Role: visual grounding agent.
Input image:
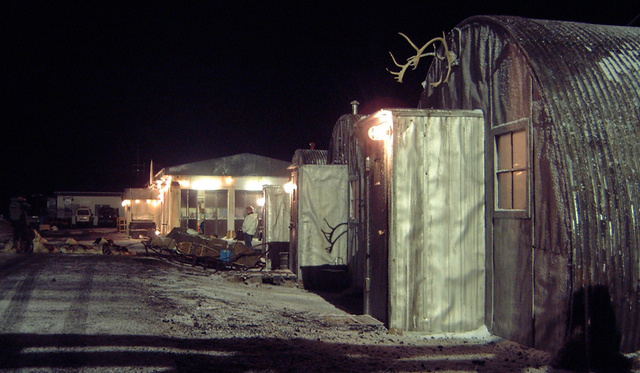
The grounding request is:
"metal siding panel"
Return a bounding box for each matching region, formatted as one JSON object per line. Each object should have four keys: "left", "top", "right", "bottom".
{"left": 328, "top": 113, "right": 367, "bottom": 290}
{"left": 389, "top": 111, "right": 485, "bottom": 333}
{"left": 492, "top": 218, "right": 533, "bottom": 346}
{"left": 355, "top": 115, "right": 390, "bottom": 325}
{"left": 533, "top": 249, "right": 571, "bottom": 352}
{"left": 368, "top": 181, "right": 389, "bottom": 324}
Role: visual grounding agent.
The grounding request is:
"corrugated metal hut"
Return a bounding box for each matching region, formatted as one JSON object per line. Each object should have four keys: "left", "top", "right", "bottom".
{"left": 327, "top": 102, "right": 365, "bottom": 293}
{"left": 421, "top": 16, "right": 640, "bottom": 352}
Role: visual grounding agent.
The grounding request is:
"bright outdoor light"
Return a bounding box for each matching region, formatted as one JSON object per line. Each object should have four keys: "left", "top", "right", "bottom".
{"left": 245, "top": 180, "right": 264, "bottom": 191}
{"left": 283, "top": 181, "right": 296, "bottom": 194}
{"left": 257, "top": 197, "right": 265, "bottom": 207}
{"left": 368, "top": 110, "right": 393, "bottom": 141}
{"left": 191, "top": 178, "right": 222, "bottom": 190}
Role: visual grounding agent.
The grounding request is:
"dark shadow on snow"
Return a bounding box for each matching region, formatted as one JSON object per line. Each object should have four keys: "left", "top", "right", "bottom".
{"left": 300, "top": 264, "right": 364, "bottom": 315}
{"left": 553, "top": 285, "right": 632, "bottom": 372}
{"left": 0, "top": 332, "right": 538, "bottom": 372}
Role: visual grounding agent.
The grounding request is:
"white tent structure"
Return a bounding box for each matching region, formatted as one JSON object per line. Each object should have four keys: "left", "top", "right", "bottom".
{"left": 262, "top": 184, "right": 291, "bottom": 270}
{"left": 288, "top": 150, "right": 349, "bottom": 289}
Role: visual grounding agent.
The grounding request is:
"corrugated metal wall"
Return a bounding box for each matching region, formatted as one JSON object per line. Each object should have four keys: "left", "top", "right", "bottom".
{"left": 422, "top": 15, "right": 640, "bottom": 353}
{"left": 328, "top": 114, "right": 367, "bottom": 291}
{"left": 387, "top": 110, "right": 486, "bottom": 333}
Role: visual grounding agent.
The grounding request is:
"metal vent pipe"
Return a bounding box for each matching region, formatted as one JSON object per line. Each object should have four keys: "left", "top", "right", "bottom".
{"left": 350, "top": 100, "right": 360, "bottom": 115}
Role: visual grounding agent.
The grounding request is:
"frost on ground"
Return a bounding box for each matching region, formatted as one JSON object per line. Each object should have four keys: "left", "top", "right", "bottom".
{"left": 0, "top": 220, "right": 637, "bottom": 372}
{"left": 135, "top": 261, "right": 558, "bottom": 373}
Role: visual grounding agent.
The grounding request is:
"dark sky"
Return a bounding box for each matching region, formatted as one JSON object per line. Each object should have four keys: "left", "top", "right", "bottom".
{"left": 2, "top": 1, "right": 639, "bottom": 211}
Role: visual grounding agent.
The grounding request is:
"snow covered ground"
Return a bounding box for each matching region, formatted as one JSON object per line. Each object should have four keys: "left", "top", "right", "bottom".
{"left": 0, "top": 219, "right": 637, "bottom": 372}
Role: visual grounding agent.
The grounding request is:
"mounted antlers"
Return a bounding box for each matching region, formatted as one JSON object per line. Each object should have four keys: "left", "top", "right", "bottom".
{"left": 321, "top": 218, "right": 347, "bottom": 254}
{"left": 387, "top": 32, "right": 455, "bottom": 87}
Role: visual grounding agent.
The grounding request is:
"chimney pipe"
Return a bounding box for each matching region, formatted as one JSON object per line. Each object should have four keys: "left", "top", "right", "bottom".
{"left": 350, "top": 100, "right": 360, "bottom": 115}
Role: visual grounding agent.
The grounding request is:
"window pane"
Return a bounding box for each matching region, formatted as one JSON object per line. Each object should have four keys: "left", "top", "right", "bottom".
{"left": 204, "top": 190, "right": 227, "bottom": 219}
{"left": 513, "top": 171, "right": 527, "bottom": 209}
{"left": 512, "top": 130, "right": 527, "bottom": 169}
{"left": 497, "top": 172, "right": 513, "bottom": 209}
{"left": 180, "top": 189, "right": 198, "bottom": 218}
{"left": 497, "top": 134, "right": 512, "bottom": 170}
{"left": 235, "top": 191, "right": 262, "bottom": 219}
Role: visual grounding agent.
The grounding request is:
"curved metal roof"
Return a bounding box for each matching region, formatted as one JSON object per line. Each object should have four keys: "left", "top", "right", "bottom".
{"left": 291, "top": 149, "right": 328, "bottom": 166}
{"left": 460, "top": 15, "right": 640, "bottom": 182}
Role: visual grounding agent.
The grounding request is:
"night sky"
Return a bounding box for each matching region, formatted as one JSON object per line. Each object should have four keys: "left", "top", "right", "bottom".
{"left": 2, "top": 1, "right": 638, "bottom": 214}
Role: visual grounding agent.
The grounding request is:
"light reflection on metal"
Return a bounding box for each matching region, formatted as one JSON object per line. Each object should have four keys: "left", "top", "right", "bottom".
{"left": 368, "top": 111, "right": 393, "bottom": 141}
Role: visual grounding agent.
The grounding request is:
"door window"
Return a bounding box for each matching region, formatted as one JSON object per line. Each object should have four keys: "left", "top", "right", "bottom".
{"left": 494, "top": 119, "right": 529, "bottom": 217}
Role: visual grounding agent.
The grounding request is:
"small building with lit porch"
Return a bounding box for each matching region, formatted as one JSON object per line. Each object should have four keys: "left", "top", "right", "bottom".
{"left": 149, "top": 153, "right": 291, "bottom": 239}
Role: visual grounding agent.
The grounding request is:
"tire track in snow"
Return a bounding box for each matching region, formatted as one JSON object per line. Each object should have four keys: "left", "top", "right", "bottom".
{"left": 0, "top": 255, "right": 35, "bottom": 305}
{"left": 0, "top": 256, "right": 43, "bottom": 333}
{"left": 50, "top": 260, "right": 96, "bottom": 368}
{"left": 62, "top": 261, "right": 95, "bottom": 334}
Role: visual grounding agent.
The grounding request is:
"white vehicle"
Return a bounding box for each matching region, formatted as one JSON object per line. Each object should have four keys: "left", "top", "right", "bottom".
{"left": 75, "top": 207, "right": 93, "bottom": 227}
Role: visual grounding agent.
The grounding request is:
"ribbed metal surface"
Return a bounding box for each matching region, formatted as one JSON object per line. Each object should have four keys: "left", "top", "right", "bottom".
{"left": 422, "top": 15, "right": 640, "bottom": 353}
{"left": 327, "top": 113, "right": 367, "bottom": 290}
{"left": 328, "top": 114, "right": 361, "bottom": 165}
{"left": 492, "top": 16, "right": 640, "bottom": 352}
{"left": 478, "top": 16, "right": 640, "bottom": 352}
{"left": 291, "top": 149, "right": 328, "bottom": 166}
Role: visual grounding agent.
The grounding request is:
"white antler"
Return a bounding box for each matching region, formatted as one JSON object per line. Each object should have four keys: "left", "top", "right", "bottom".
{"left": 387, "top": 32, "right": 455, "bottom": 87}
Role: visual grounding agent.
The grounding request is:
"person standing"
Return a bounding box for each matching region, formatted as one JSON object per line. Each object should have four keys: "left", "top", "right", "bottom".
{"left": 241, "top": 206, "right": 258, "bottom": 248}
{"left": 9, "top": 197, "right": 30, "bottom": 253}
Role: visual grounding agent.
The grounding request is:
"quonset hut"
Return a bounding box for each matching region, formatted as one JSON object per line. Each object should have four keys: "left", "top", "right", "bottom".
{"left": 327, "top": 103, "right": 365, "bottom": 292}
{"left": 421, "top": 16, "right": 640, "bottom": 352}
